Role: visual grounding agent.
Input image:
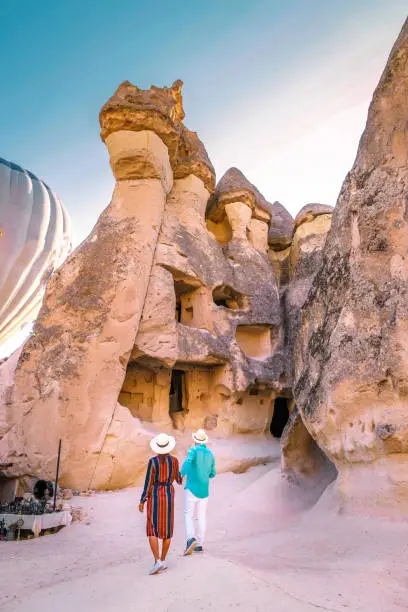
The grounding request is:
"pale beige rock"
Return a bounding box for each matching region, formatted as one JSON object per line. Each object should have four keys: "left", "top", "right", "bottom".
{"left": 90, "top": 405, "right": 156, "bottom": 490}
{"left": 105, "top": 130, "right": 173, "bottom": 191}
{"left": 165, "top": 174, "right": 210, "bottom": 230}
{"left": 235, "top": 325, "right": 274, "bottom": 360}
{"left": 293, "top": 203, "right": 333, "bottom": 231}
{"left": 248, "top": 218, "right": 269, "bottom": 253}
{"left": 205, "top": 218, "right": 232, "bottom": 245}
{"left": 225, "top": 201, "right": 252, "bottom": 241}
{"left": 289, "top": 213, "right": 332, "bottom": 277}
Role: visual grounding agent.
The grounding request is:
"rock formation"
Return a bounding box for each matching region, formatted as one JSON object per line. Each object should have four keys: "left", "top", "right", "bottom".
{"left": 1, "top": 18, "right": 407, "bottom": 519}
{"left": 0, "top": 158, "right": 72, "bottom": 354}
{"left": 280, "top": 204, "right": 337, "bottom": 492}
{"left": 294, "top": 19, "right": 408, "bottom": 517}
{"left": 267, "top": 201, "right": 294, "bottom": 287}
{"left": 284, "top": 204, "right": 333, "bottom": 384}
{"left": 0, "top": 81, "right": 292, "bottom": 491}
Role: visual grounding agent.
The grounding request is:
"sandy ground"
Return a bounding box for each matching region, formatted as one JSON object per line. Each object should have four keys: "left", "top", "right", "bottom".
{"left": 1, "top": 457, "right": 408, "bottom": 612}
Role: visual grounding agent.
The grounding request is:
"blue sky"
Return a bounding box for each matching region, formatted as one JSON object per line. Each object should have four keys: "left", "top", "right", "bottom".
{"left": 0, "top": 0, "right": 407, "bottom": 247}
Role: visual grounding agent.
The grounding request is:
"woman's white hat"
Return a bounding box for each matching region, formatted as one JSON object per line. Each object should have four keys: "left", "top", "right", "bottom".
{"left": 192, "top": 429, "right": 208, "bottom": 444}
{"left": 150, "top": 433, "right": 176, "bottom": 455}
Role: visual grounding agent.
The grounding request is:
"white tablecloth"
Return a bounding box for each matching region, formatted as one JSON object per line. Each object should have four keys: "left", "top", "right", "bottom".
{"left": 0, "top": 511, "right": 72, "bottom": 537}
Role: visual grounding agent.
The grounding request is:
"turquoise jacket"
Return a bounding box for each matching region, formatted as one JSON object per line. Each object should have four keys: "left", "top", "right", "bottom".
{"left": 181, "top": 444, "right": 216, "bottom": 499}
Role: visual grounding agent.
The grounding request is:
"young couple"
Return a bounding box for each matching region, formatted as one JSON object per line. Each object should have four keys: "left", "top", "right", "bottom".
{"left": 138, "top": 428, "right": 216, "bottom": 575}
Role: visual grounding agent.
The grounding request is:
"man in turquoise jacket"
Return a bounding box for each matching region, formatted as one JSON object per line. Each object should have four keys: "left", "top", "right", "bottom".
{"left": 181, "top": 428, "right": 216, "bottom": 555}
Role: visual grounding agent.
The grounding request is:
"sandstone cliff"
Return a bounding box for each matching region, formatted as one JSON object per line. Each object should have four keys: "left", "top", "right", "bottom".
{"left": 294, "top": 19, "right": 408, "bottom": 518}
{"left": 0, "top": 81, "right": 290, "bottom": 491}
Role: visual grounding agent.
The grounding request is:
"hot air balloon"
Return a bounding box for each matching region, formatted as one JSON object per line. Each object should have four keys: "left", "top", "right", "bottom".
{"left": 0, "top": 157, "right": 72, "bottom": 355}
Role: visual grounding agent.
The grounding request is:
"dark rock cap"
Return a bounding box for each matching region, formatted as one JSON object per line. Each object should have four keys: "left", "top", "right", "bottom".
{"left": 100, "top": 80, "right": 216, "bottom": 191}
{"left": 268, "top": 201, "right": 295, "bottom": 250}
{"left": 174, "top": 127, "right": 216, "bottom": 193}
{"left": 99, "top": 80, "right": 185, "bottom": 166}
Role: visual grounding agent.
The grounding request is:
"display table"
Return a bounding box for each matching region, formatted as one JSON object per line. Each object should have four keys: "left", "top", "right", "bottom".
{"left": 0, "top": 511, "right": 72, "bottom": 537}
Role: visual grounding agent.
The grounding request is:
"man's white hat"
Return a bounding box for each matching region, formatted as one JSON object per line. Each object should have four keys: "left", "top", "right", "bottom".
{"left": 150, "top": 433, "right": 176, "bottom": 455}
{"left": 192, "top": 429, "right": 208, "bottom": 444}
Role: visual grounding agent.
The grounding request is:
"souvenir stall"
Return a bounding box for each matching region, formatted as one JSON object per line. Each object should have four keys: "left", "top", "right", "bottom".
{"left": 0, "top": 441, "right": 72, "bottom": 540}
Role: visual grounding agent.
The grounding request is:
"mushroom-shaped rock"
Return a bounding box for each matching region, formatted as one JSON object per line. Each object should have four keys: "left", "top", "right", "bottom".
{"left": 268, "top": 201, "right": 294, "bottom": 250}
{"left": 0, "top": 157, "right": 72, "bottom": 352}
{"left": 206, "top": 167, "right": 272, "bottom": 223}
{"left": 99, "top": 79, "right": 185, "bottom": 177}
{"left": 294, "top": 203, "right": 333, "bottom": 231}
{"left": 206, "top": 168, "right": 272, "bottom": 251}
{"left": 294, "top": 19, "right": 408, "bottom": 518}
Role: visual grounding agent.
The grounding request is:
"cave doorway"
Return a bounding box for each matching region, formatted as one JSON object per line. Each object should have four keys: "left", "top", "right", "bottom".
{"left": 169, "top": 369, "right": 185, "bottom": 416}
{"left": 270, "top": 397, "right": 290, "bottom": 438}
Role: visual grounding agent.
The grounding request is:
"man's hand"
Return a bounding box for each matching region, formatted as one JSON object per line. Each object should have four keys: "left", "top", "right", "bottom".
{"left": 139, "top": 502, "right": 144, "bottom": 513}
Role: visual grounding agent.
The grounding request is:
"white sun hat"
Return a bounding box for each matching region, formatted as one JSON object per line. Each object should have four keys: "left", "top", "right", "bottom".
{"left": 192, "top": 429, "right": 208, "bottom": 444}
{"left": 150, "top": 433, "right": 176, "bottom": 455}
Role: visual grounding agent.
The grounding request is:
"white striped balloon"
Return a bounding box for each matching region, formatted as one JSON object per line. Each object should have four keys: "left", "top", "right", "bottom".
{"left": 0, "top": 157, "right": 72, "bottom": 352}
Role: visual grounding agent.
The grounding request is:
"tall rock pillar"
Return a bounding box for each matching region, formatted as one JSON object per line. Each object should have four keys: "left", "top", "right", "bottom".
{"left": 294, "top": 21, "right": 408, "bottom": 518}
{"left": 132, "top": 128, "right": 216, "bottom": 426}
{"left": 0, "top": 81, "right": 184, "bottom": 489}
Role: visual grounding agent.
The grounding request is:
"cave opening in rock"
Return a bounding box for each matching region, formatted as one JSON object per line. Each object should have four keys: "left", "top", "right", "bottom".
{"left": 169, "top": 369, "right": 185, "bottom": 416}
{"left": 212, "top": 285, "right": 247, "bottom": 310}
{"left": 0, "top": 475, "right": 18, "bottom": 504}
{"left": 118, "top": 363, "right": 156, "bottom": 421}
{"left": 172, "top": 277, "right": 213, "bottom": 331}
{"left": 175, "top": 299, "right": 182, "bottom": 322}
{"left": 270, "top": 397, "right": 290, "bottom": 438}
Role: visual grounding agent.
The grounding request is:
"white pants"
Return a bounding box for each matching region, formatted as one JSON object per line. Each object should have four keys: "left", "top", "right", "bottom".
{"left": 184, "top": 489, "right": 208, "bottom": 544}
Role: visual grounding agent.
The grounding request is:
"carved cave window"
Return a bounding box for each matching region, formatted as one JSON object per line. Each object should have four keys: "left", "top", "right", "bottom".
{"left": 212, "top": 285, "right": 248, "bottom": 310}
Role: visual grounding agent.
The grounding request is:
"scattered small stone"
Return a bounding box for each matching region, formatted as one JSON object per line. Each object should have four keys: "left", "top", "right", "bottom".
{"left": 70, "top": 506, "right": 88, "bottom": 523}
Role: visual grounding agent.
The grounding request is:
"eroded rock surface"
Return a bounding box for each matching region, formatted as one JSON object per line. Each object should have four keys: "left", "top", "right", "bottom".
{"left": 294, "top": 19, "right": 408, "bottom": 517}
{"left": 0, "top": 83, "right": 288, "bottom": 490}
{"left": 284, "top": 204, "right": 333, "bottom": 385}
{"left": 2, "top": 20, "right": 407, "bottom": 513}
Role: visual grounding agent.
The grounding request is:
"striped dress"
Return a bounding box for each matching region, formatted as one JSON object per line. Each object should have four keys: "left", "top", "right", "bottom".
{"left": 140, "top": 454, "right": 182, "bottom": 539}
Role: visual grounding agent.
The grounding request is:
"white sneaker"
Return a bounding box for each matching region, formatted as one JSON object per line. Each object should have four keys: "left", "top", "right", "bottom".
{"left": 149, "top": 560, "right": 163, "bottom": 575}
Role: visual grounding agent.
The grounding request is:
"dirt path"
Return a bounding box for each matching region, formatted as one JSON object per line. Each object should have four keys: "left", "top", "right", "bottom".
{"left": 1, "top": 464, "right": 407, "bottom": 611}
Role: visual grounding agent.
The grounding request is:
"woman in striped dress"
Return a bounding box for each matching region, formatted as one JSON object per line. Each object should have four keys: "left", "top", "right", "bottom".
{"left": 139, "top": 433, "right": 182, "bottom": 575}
